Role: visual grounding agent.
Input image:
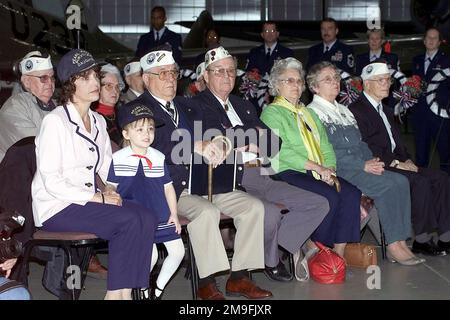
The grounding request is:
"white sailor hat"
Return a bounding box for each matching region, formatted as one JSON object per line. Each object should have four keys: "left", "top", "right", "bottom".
{"left": 140, "top": 50, "right": 175, "bottom": 72}
{"left": 361, "top": 62, "right": 390, "bottom": 80}
{"left": 204, "top": 46, "right": 232, "bottom": 69}
{"left": 124, "top": 61, "right": 142, "bottom": 77}
{"left": 101, "top": 63, "right": 125, "bottom": 90}
{"left": 196, "top": 62, "right": 206, "bottom": 79}
{"left": 19, "top": 51, "right": 53, "bottom": 75}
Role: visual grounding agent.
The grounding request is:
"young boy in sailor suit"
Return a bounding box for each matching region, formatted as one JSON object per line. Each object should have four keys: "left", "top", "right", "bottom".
{"left": 107, "top": 102, "right": 184, "bottom": 300}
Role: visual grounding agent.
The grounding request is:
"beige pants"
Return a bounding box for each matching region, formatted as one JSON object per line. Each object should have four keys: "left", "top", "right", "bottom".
{"left": 177, "top": 189, "right": 265, "bottom": 279}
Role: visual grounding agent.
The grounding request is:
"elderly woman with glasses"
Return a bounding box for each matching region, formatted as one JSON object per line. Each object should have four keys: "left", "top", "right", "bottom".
{"left": 91, "top": 63, "right": 125, "bottom": 145}
{"left": 306, "top": 61, "right": 423, "bottom": 265}
{"left": 260, "top": 57, "right": 361, "bottom": 257}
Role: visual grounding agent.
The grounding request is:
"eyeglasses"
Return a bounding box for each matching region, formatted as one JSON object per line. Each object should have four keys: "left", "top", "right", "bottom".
{"left": 279, "top": 78, "right": 303, "bottom": 86}
{"left": 263, "top": 29, "right": 277, "bottom": 33}
{"left": 101, "top": 82, "right": 121, "bottom": 92}
{"left": 317, "top": 75, "right": 341, "bottom": 84}
{"left": 207, "top": 68, "right": 237, "bottom": 77}
{"left": 367, "top": 77, "right": 393, "bottom": 86}
{"left": 27, "top": 74, "right": 55, "bottom": 83}
{"left": 148, "top": 69, "right": 181, "bottom": 80}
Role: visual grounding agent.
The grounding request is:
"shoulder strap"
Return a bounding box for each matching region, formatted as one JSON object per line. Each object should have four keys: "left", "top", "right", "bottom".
{"left": 0, "top": 279, "right": 25, "bottom": 294}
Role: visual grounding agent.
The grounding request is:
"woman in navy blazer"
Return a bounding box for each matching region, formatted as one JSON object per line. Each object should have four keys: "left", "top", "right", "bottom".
{"left": 32, "top": 49, "right": 157, "bottom": 300}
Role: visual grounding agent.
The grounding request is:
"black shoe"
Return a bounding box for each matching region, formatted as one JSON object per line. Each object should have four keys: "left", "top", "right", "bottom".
{"left": 263, "top": 262, "right": 293, "bottom": 282}
{"left": 151, "top": 285, "right": 164, "bottom": 300}
{"left": 437, "top": 240, "right": 450, "bottom": 254}
{"left": 412, "top": 240, "right": 446, "bottom": 256}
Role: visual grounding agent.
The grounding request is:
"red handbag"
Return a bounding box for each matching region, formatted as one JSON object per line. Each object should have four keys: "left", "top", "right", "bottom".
{"left": 308, "top": 242, "right": 346, "bottom": 284}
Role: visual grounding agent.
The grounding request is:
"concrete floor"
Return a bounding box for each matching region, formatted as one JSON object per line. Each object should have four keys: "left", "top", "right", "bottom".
{"left": 26, "top": 236, "right": 450, "bottom": 300}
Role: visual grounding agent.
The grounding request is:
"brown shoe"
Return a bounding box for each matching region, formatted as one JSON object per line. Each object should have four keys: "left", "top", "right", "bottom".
{"left": 226, "top": 277, "right": 272, "bottom": 299}
{"left": 197, "top": 282, "right": 226, "bottom": 300}
{"left": 87, "top": 255, "right": 108, "bottom": 280}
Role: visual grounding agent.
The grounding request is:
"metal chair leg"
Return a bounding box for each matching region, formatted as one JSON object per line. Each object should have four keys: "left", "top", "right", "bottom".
{"left": 379, "top": 222, "right": 387, "bottom": 260}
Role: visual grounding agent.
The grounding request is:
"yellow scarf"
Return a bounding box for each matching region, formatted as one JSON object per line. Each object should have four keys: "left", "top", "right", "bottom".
{"left": 273, "top": 96, "right": 324, "bottom": 179}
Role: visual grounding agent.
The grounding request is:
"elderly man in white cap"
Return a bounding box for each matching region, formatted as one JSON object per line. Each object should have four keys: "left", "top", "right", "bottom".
{"left": 123, "top": 45, "right": 271, "bottom": 300}
{"left": 349, "top": 62, "right": 450, "bottom": 257}
{"left": 121, "top": 60, "right": 144, "bottom": 104}
{"left": 0, "top": 51, "right": 56, "bottom": 163}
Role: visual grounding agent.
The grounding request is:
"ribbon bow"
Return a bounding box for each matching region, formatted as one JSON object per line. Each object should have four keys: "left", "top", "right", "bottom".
{"left": 132, "top": 154, "right": 153, "bottom": 169}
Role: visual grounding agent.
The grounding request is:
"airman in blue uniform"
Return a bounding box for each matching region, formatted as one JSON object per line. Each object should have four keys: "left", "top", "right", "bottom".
{"left": 411, "top": 28, "right": 450, "bottom": 173}
{"left": 246, "top": 22, "right": 294, "bottom": 76}
{"left": 306, "top": 18, "right": 354, "bottom": 74}
{"left": 136, "top": 6, "right": 182, "bottom": 65}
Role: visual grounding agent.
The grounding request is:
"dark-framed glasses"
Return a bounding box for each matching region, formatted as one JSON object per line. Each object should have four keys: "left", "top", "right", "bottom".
{"left": 148, "top": 69, "right": 181, "bottom": 80}
{"left": 27, "top": 74, "right": 55, "bottom": 83}
{"left": 207, "top": 68, "right": 237, "bottom": 78}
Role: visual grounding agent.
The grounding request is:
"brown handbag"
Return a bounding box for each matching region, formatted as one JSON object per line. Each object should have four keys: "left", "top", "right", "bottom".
{"left": 344, "top": 243, "right": 377, "bottom": 268}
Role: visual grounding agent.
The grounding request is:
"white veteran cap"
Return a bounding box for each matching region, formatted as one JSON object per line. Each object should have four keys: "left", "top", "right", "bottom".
{"left": 196, "top": 62, "right": 206, "bottom": 79}
{"left": 124, "top": 61, "right": 142, "bottom": 77}
{"left": 361, "top": 62, "right": 390, "bottom": 80}
{"left": 204, "top": 46, "right": 232, "bottom": 69}
{"left": 140, "top": 50, "right": 175, "bottom": 72}
{"left": 19, "top": 51, "right": 53, "bottom": 75}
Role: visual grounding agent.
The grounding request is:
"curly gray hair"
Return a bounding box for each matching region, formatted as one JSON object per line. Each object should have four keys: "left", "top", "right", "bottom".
{"left": 306, "top": 61, "right": 339, "bottom": 93}
{"left": 268, "top": 57, "right": 305, "bottom": 96}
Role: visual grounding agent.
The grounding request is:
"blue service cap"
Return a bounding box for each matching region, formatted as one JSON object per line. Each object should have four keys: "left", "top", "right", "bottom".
{"left": 117, "top": 101, "right": 164, "bottom": 129}
{"left": 57, "top": 49, "right": 104, "bottom": 83}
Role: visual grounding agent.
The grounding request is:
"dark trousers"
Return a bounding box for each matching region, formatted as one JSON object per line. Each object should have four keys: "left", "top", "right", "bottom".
{"left": 276, "top": 170, "right": 361, "bottom": 247}
{"left": 387, "top": 166, "right": 450, "bottom": 235}
{"left": 42, "top": 200, "right": 157, "bottom": 290}
{"left": 412, "top": 104, "right": 450, "bottom": 174}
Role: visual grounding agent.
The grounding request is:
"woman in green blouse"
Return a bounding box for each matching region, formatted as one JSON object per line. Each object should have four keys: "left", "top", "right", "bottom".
{"left": 261, "top": 57, "right": 360, "bottom": 257}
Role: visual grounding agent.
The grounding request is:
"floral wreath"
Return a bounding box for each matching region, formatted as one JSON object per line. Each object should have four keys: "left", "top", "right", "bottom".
{"left": 337, "top": 69, "right": 363, "bottom": 106}
{"left": 425, "top": 67, "right": 450, "bottom": 119}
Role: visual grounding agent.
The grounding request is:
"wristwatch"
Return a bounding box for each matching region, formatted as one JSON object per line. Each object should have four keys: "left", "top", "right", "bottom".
{"left": 392, "top": 160, "right": 400, "bottom": 168}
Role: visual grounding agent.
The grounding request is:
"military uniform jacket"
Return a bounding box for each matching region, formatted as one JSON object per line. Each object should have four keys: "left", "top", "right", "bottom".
{"left": 348, "top": 94, "right": 411, "bottom": 166}
{"left": 0, "top": 92, "right": 54, "bottom": 163}
{"left": 32, "top": 103, "right": 112, "bottom": 227}
{"left": 412, "top": 50, "right": 450, "bottom": 112}
{"left": 136, "top": 28, "right": 183, "bottom": 65}
{"left": 246, "top": 43, "right": 294, "bottom": 75}
{"left": 186, "top": 89, "right": 280, "bottom": 195}
{"left": 355, "top": 50, "right": 399, "bottom": 76}
{"left": 306, "top": 40, "right": 355, "bottom": 74}
{"left": 125, "top": 91, "right": 195, "bottom": 199}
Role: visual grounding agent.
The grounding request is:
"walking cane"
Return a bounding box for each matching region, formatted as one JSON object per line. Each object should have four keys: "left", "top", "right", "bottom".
{"left": 208, "top": 163, "right": 213, "bottom": 202}
{"left": 208, "top": 136, "right": 232, "bottom": 202}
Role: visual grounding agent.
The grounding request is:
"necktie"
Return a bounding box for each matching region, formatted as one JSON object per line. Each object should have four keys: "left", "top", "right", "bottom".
{"left": 165, "top": 101, "right": 174, "bottom": 118}
{"left": 324, "top": 46, "right": 329, "bottom": 53}
{"left": 165, "top": 101, "right": 178, "bottom": 125}
{"left": 377, "top": 104, "right": 382, "bottom": 114}
{"left": 371, "top": 54, "right": 377, "bottom": 62}
{"left": 424, "top": 57, "right": 432, "bottom": 73}
{"left": 132, "top": 154, "right": 152, "bottom": 169}
{"left": 266, "top": 47, "right": 271, "bottom": 60}
{"left": 155, "top": 31, "right": 159, "bottom": 42}
{"left": 224, "top": 103, "right": 229, "bottom": 112}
